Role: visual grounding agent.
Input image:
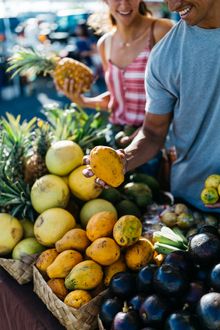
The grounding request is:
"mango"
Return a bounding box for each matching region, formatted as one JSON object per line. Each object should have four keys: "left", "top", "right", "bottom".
{"left": 55, "top": 228, "right": 90, "bottom": 252}
{"left": 47, "top": 278, "right": 68, "bottom": 300}
{"left": 86, "top": 211, "right": 117, "bottom": 241}
{"left": 86, "top": 237, "right": 120, "bottom": 266}
{"left": 104, "top": 256, "right": 127, "bottom": 287}
{"left": 65, "top": 260, "right": 103, "bottom": 290}
{"left": 64, "top": 290, "right": 92, "bottom": 308}
{"left": 113, "top": 215, "right": 142, "bottom": 247}
{"left": 12, "top": 237, "right": 45, "bottom": 260}
{"left": 125, "top": 238, "right": 154, "bottom": 271}
{"left": 47, "top": 250, "right": 83, "bottom": 278}
{"left": 36, "top": 248, "right": 59, "bottom": 275}
{"left": 90, "top": 146, "right": 124, "bottom": 187}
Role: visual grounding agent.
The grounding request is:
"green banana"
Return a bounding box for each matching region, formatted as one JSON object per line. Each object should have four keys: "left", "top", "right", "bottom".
{"left": 154, "top": 242, "right": 183, "bottom": 255}
{"left": 153, "top": 231, "right": 184, "bottom": 249}
{"left": 172, "top": 226, "right": 188, "bottom": 246}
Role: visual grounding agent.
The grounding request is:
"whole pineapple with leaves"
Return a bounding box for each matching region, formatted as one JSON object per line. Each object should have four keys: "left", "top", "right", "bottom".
{"left": 0, "top": 126, "right": 36, "bottom": 221}
{"left": 24, "top": 120, "right": 52, "bottom": 184}
{"left": 7, "top": 47, "right": 94, "bottom": 94}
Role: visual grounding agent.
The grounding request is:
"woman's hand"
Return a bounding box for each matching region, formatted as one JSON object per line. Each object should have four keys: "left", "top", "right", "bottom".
{"left": 55, "top": 78, "right": 85, "bottom": 106}
{"left": 82, "top": 149, "right": 128, "bottom": 188}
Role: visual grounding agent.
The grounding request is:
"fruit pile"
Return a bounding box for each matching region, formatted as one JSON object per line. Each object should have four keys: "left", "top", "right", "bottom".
{"left": 201, "top": 174, "right": 220, "bottom": 205}
{"left": 99, "top": 225, "right": 220, "bottom": 330}
{"left": 35, "top": 211, "right": 155, "bottom": 309}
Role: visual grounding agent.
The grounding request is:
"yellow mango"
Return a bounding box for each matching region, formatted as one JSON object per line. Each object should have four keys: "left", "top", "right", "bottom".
{"left": 104, "top": 256, "right": 127, "bottom": 287}
{"left": 125, "top": 238, "right": 154, "bottom": 271}
{"left": 113, "top": 215, "right": 142, "bottom": 247}
{"left": 36, "top": 248, "right": 59, "bottom": 275}
{"left": 65, "top": 260, "right": 103, "bottom": 290}
{"left": 64, "top": 290, "right": 92, "bottom": 309}
{"left": 47, "top": 278, "right": 68, "bottom": 300}
{"left": 86, "top": 237, "right": 120, "bottom": 266}
{"left": 47, "top": 249, "right": 83, "bottom": 278}
{"left": 55, "top": 228, "right": 90, "bottom": 252}
{"left": 90, "top": 146, "right": 124, "bottom": 187}
{"left": 86, "top": 211, "right": 117, "bottom": 241}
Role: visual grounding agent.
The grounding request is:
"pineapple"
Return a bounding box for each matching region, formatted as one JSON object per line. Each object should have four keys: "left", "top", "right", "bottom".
{"left": 1, "top": 112, "right": 37, "bottom": 180}
{"left": 24, "top": 120, "right": 52, "bottom": 184}
{"left": 7, "top": 47, "right": 94, "bottom": 94}
{"left": 0, "top": 134, "right": 36, "bottom": 221}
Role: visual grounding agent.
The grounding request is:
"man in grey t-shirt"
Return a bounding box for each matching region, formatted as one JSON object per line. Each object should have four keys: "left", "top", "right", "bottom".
{"left": 123, "top": 0, "right": 220, "bottom": 212}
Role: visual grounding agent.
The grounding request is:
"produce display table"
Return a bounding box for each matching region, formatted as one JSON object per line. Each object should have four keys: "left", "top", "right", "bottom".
{"left": 0, "top": 267, "right": 65, "bottom": 330}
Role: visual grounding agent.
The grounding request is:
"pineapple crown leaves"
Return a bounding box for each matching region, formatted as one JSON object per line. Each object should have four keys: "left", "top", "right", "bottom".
{"left": 0, "top": 167, "right": 36, "bottom": 221}
{"left": 7, "top": 47, "right": 57, "bottom": 78}
{"left": 42, "top": 103, "right": 108, "bottom": 150}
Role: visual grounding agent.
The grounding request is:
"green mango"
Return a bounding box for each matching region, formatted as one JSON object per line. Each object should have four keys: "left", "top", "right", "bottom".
{"left": 123, "top": 182, "right": 152, "bottom": 208}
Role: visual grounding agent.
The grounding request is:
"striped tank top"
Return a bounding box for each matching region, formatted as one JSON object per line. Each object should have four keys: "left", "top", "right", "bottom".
{"left": 105, "top": 21, "right": 156, "bottom": 127}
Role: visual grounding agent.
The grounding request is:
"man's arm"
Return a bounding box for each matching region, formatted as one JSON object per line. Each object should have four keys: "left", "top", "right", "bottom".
{"left": 124, "top": 111, "right": 172, "bottom": 172}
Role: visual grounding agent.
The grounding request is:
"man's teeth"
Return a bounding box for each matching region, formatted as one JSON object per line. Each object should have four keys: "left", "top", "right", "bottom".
{"left": 179, "top": 7, "right": 191, "bottom": 16}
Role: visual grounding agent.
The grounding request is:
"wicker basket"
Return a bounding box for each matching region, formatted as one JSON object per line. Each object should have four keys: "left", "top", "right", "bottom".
{"left": 0, "top": 253, "right": 38, "bottom": 284}
{"left": 97, "top": 316, "right": 105, "bottom": 330}
{"left": 33, "top": 266, "right": 107, "bottom": 330}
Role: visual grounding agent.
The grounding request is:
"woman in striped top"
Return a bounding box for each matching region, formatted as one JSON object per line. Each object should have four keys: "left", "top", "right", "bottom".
{"left": 61, "top": 0, "right": 173, "bottom": 146}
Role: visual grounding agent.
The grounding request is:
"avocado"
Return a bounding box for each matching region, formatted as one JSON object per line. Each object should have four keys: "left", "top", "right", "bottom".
{"left": 100, "top": 187, "right": 122, "bottom": 204}
{"left": 123, "top": 182, "right": 152, "bottom": 208}
{"left": 129, "top": 172, "right": 160, "bottom": 196}
{"left": 116, "top": 200, "right": 141, "bottom": 218}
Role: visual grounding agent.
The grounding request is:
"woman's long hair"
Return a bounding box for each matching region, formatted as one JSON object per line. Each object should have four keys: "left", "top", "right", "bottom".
{"left": 88, "top": 1, "right": 152, "bottom": 35}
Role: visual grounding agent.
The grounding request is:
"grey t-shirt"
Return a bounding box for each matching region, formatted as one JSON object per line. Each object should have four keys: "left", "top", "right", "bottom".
{"left": 145, "top": 20, "right": 220, "bottom": 212}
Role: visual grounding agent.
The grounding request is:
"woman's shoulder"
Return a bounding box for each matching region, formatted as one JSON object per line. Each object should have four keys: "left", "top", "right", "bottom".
{"left": 152, "top": 18, "right": 175, "bottom": 43}
{"left": 97, "top": 31, "right": 114, "bottom": 50}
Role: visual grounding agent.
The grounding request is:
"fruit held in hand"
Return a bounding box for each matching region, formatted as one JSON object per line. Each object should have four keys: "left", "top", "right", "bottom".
{"left": 7, "top": 48, "right": 94, "bottom": 94}
{"left": 90, "top": 146, "right": 124, "bottom": 187}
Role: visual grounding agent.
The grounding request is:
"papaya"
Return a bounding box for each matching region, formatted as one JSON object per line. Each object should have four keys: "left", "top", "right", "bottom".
{"left": 86, "top": 211, "right": 117, "bottom": 241}
{"left": 86, "top": 237, "right": 120, "bottom": 266}
{"left": 47, "top": 250, "right": 83, "bottom": 278}
{"left": 125, "top": 238, "right": 154, "bottom": 271}
{"left": 55, "top": 228, "right": 90, "bottom": 252}
{"left": 104, "top": 256, "right": 127, "bottom": 287}
{"left": 90, "top": 146, "right": 124, "bottom": 187}
{"left": 65, "top": 260, "right": 103, "bottom": 290}
{"left": 113, "top": 215, "right": 142, "bottom": 247}
{"left": 36, "top": 248, "right": 59, "bottom": 275}
{"left": 64, "top": 290, "right": 92, "bottom": 308}
{"left": 47, "top": 278, "right": 68, "bottom": 300}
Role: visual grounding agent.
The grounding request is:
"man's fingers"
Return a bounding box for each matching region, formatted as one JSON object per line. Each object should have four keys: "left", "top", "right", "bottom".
{"left": 82, "top": 167, "right": 94, "bottom": 177}
{"left": 83, "top": 155, "right": 90, "bottom": 165}
{"left": 95, "top": 178, "right": 109, "bottom": 189}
